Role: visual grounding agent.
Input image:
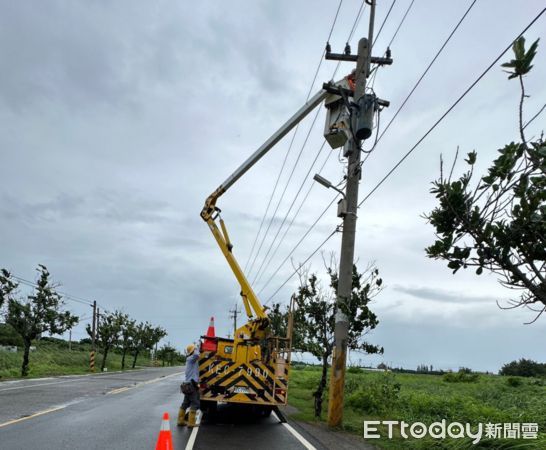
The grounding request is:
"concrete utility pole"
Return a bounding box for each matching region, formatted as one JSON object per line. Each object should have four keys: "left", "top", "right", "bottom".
{"left": 229, "top": 304, "right": 241, "bottom": 337}
{"left": 324, "top": 0, "right": 391, "bottom": 427}
{"left": 90, "top": 300, "right": 97, "bottom": 372}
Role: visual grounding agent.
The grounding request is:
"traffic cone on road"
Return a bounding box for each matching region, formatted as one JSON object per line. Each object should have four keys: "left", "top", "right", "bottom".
{"left": 155, "top": 412, "right": 173, "bottom": 450}
{"left": 202, "top": 316, "right": 217, "bottom": 352}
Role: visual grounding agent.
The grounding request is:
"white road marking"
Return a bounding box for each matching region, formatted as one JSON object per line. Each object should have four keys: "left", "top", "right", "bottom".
{"left": 0, "top": 379, "right": 83, "bottom": 392}
{"left": 106, "top": 386, "right": 131, "bottom": 395}
{"left": 0, "top": 406, "right": 66, "bottom": 428}
{"left": 106, "top": 371, "right": 182, "bottom": 395}
{"left": 185, "top": 426, "right": 199, "bottom": 450}
{"left": 0, "top": 369, "right": 183, "bottom": 393}
{"left": 273, "top": 412, "right": 317, "bottom": 450}
{"left": 143, "top": 372, "right": 182, "bottom": 384}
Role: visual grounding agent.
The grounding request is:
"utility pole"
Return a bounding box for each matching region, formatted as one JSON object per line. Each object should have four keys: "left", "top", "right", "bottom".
{"left": 324, "top": 0, "right": 391, "bottom": 427}
{"left": 90, "top": 300, "right": 96, "bottom": 372}
{"left": 229, "top": 304, "right": 241, "bottom": 337}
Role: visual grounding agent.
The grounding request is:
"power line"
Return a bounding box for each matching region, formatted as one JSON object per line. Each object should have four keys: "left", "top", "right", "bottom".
{"left": 259, "top": 193, "right": 339, "bottom": 300}
{"left": 368, "top": 0, "right": 415, "bottom": 91}
{"left": 523, "top": 102, "right": 546, "bottom": 130}
{"left": 263, "top": 5, "right": 546, "bottom": 304}
{"left": 248, "top": 1, "right": 367, "bottom": 278}
{"left": 247, "top": 107, "right": 323, "bottom": 277}
{"left": 11, "top": 275, "right": 94, "bottom": 307}
{"left": 250, "top": 4, "right": 369, "bottom": 284}
{"left": 244, "top": 0, "right": 345, "bottom": 274}
{"left": 359, "top": 6, "right": 546, "bottom": 208}
{"left": 347, "top": 1, "right": 367, "bottom": 42}
{"left": 309, "top": 0, "right": 345, "bottom": 101}
{"left": 251, "top": 125, "right": 327, "bottom": 286}
{"left": 254, "top": 148, "right": 333, "bottom": 290}
{"left": 364, "top": 0, "right": 478, "bottom": 164}
{"left": 372, "top": 0, "right": 397, "bottom": 47}
{"left": 265, "top": 228, "right": 338, "bottom": 304}
{"left": 387, "top": 0, "right": 415, "bottom": 49}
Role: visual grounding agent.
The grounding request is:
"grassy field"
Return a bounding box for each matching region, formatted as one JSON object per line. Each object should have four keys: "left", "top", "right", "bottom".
{"left": 288, "top": 365, "right": 546, "bottom": 449}
{"left": 0, "top": 341, "right": 155, "bottom": 380}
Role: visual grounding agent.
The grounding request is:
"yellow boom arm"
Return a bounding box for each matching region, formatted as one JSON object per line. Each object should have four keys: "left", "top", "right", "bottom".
{"left": 200, "top": 88, "right": 327, "bottom": 321}
{"left": 206, "top": 212, "right": 266, "bottom": 319}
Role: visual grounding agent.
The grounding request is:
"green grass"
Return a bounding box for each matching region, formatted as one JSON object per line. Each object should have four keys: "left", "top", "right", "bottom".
{"left": 289, "top": 366, "right": 546, "bottom": 449}
{"left": 0, "top": 341, "right": 154, "bottom": 380}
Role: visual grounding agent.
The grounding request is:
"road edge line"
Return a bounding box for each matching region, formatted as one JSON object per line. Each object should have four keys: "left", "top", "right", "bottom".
{"left": 185, "top": 426, "right": 199, "bottom": 450}
{"left": 273, "top": 412, "right": 317, "bottom": 450}
{"left": 0, "top": 406, "right": 66, "bottom": 429}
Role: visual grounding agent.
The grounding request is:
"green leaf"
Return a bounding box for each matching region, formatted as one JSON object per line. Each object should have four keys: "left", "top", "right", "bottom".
{"left": 465, "top": 151, "right": 477, "bottom": 165}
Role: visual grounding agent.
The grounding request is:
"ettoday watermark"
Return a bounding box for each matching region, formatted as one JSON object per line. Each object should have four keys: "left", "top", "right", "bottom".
{"left": 364, "top": 420, "right": 539, "bottom": 444}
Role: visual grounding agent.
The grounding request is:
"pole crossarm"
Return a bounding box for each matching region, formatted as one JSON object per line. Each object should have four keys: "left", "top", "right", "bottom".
{"left": 325, "top": 52, "right": 393, "bottom": 67}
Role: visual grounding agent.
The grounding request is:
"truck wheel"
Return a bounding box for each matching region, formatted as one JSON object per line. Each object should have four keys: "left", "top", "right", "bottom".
{"left": 200, "top": 400, "right": 217, "bottom": 422}
{"left": 253, "top": 405, "right": 272, "bottom": 417}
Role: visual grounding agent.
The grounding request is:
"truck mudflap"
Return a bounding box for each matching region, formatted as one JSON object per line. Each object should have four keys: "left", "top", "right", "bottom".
{"left": 198, "top": 354, "right": 288, "bottom": 405}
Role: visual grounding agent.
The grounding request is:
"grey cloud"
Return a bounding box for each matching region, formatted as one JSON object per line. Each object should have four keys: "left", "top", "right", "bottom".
{"left": 394, "top": 284, "right": 502, "bottom": 305}
{"left": 0, "top": 190, "right": 172, "bottom": 225}
{"left": 1, "top": 0, "right": 545, "bottom": 369}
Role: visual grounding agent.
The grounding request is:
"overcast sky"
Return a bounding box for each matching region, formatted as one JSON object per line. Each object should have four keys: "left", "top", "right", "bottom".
{"left": 1, "top": 0, "right": 545, "bottom": 372}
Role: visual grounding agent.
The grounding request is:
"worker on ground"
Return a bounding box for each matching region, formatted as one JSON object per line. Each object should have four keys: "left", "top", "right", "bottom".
{"left": 178, "top": 342, "right": 200, "bottom": 427}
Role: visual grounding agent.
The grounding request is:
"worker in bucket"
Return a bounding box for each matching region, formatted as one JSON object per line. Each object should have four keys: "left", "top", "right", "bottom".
{"left": 178, "top": 341, "right": 200, "bottom": 427}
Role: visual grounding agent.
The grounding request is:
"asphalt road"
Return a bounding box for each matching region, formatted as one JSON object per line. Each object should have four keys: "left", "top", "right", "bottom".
{"left": 0, "top": 367, "right": 322, "bottom": 449}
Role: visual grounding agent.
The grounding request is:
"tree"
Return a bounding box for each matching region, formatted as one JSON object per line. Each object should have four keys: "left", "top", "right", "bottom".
{"left": 499, "top": 358, "right": 546, "bottom": 377}
{"left": 0, "top": 269, "right": 19, "bottom": 312}
{"left": 130, "top": 321, "right": 153, "bottom": 368}
{"left": 150, "top": 325, "right": 167, "bottom": 361}
{"left": 425, "top": 37, "right": 545, "bottom": 322}
{"left": 119, "top": 315, "right": 136, "bottom": 370}
{"left": 267, "top": 302, "right": 289, "bottom": 337}
{"left": 293, "top": 263, "right": 383, "bottom": 417}
{"left": 0, "top": 266, "right": 78, "bottom": 376}
{"left": 157, "top": 343, "right": 182, "bottom": 366}
{"left": 87, "top": 310, "right": 124, "bottom": 371}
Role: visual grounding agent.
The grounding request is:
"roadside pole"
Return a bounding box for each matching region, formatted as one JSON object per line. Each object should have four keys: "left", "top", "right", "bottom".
{"left": 325, "top": 0, "right": 391, "bottom": 427}
{"left": 90, "top": 300, "right": 96, "bottom": 372}
{"left": 229, "top": 304, "right": 240, "bottom": 336}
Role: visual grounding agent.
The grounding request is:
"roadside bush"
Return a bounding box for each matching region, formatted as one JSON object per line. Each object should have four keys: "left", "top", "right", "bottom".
{"left": 347, "top": 366, "right": 362, "bottom": 374}
{"left": 346, "top": 372, "right": 401, "bottom": 414}
{"left": 506, "top": 376, "right": 523, "bottom": 387}
{"left": 0, "top": 323, "right": 24, "bottom": 347}
{"left": 443, "top": 370, "right": 479, "bottom": 383}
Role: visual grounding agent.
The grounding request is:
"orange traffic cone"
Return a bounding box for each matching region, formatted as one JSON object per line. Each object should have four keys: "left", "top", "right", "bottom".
{"left": 155, "top": 412, "right": 173, "bottom": 450}
{"left": 202, "top": 317, "right": 217, "bottom": 352}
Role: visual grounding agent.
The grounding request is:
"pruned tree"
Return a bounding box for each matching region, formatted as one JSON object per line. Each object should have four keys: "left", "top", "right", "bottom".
{"left": 0, "top": 265, "right": 78, "bottom": 376}
{"left": 150, "top": 325, "right": 167, "bottom": 361}
{"left": 157, "top": 343, "right": 181, "bottom": 366}
{"left": 425, "top": 36, "right": 545, "bottom": 322}
{"left": 130, "top": 321, "right": 156, "bottom": 368}
{"left": 87, "top": 310, "right": 124, "bottom": 371}
{"left": 292, "top": 263, "right": 383, "bottom": 417}
{"left": 119, "top": 314, "right": 135, "bottom": 370}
